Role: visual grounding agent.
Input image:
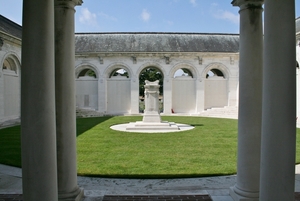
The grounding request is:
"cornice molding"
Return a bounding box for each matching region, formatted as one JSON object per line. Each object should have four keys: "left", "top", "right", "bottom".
{"left": 55, "top": 0, "right": 83, "bottom": 8}
{"left": 232, "top": 0, "right": 263, "bottom": 10}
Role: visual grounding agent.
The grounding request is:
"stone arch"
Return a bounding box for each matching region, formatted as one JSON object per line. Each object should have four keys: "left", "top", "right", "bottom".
{"left": 75, "top": 63, "right": 99, "bottom": 110}
{"left": 170, "top": 63, "right": 198, "bottom": 114}
{"left": 136, "top": 62, "right": 166, "bottom": 78}
{"left": 137, "top": 63, "right": 165, "bottom": 113}
{"left": 202, "top": 62, "right": 229, "bottom": 109}
{"left": 170, "top": 63, "right": 199, "bottom": 79}
{"left": 104, "top": 62, "right": 133, "bottom": 79}
{"left": 105, "top": 63, "right": 131, "bottom": 114}
{"left": 202, "top": 62, "right": 230, "bottom": 79}
{"left": 75, "top": 63, "right": 99, "bottom": 79}
{"left": 0, "top": 52, "right": 21, "bottom": 119}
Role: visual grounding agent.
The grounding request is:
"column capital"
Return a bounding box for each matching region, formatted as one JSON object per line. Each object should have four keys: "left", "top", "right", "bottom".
{"left": 232, "top": 0, "right": 263, "bottom": 9}
{"left": 55, "top": 0, "right": 83, "bottom": 8}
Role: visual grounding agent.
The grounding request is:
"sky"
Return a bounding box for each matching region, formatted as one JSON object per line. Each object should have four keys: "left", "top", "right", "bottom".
{"left": 1, "top": 0, "right": 300, "bottom": 34}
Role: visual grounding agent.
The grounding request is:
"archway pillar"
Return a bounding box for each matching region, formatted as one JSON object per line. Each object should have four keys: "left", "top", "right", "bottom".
{"left": 227, "top": 77, "right": 239, "bottom": 107}
{"left": 260, "top": 0, "right": 296, "bottom": 200}
{"left": 55, "top": 0, "right": 84, "bottom": 200}
{"left": 98, "top": 78, "right": 106, "bottom": 113}
{"left": 163, "top": 77, "right": 172, "bottom": 114}
{"left": 130, "top": 76, "right": 140, "bottom": 114}
{"left": 196, "top": 78, "right": 204, "bottom": 113}
{"left": 21, "top": 0, "right": 58, "bottom": 200}
{"left": 229, "top": 0, "right": 263, "bottom": 200}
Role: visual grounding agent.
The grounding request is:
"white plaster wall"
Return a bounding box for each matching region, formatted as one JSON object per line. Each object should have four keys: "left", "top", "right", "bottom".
{"left": 3, "top": 72, "right": 20, "bottom": 118}
{"left": 107, "top": 77, "right": 131, "bottom": 114}
{"left": 204, "top": 76, "right": 228, "bottom": 109}
{"left": 75, "top": 77, "right": 98, "bottom": 110}
{"left": 75, "top": 53, "right": 239, "bottom": 115}
{"left": 0, "top": 35, "right": 21, "bottom": 121}
{"left": 172, "top": 76, "right": 196, "bottom": 113}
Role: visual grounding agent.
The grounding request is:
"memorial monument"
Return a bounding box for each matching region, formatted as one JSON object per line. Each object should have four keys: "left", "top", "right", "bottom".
{"left": 126, "top": 80, "right": 179, "bottom": 131}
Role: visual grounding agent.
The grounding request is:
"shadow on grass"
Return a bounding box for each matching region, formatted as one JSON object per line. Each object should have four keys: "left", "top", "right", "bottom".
{"left": 190, "top": 124, "right": 204, "bottom": 127}
{"left": 76, "top": 116, "right": 112, "bottom": 137}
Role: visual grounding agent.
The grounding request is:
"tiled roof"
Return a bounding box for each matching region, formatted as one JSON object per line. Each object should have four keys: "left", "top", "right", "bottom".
{"left": 75, "top": 32, "right": 239, "bottom": 53}
{"left": 0, "top": 15, "right": 22, "bottom": 39}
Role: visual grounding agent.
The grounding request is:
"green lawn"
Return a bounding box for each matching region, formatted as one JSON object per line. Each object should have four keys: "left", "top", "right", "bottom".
{"left": 0, "top": 116, "right": 299, "bottom": 178}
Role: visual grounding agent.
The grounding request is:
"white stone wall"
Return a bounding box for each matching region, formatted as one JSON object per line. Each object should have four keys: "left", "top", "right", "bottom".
{"left": 204, "top": 76, "right": 228, "bottom": 109}
{"left": 75, "top": 52, "right": 239, "bottom": 115}
{"left": 0, "top": 33, "right": 21, "bottom": 121}
{"left": 172, "top": 76, "right": 196, "bottom": 113}
{"left": 0, "top": 38, "right": 240, "bottom": 120}
{"left": 75, "top": 76, "right": 98, "bottom": 109}
{"left": 107, "top": 77, "right": 131, "bottom": 114}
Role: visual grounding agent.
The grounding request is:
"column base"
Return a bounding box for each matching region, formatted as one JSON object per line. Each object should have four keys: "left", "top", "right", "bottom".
{"left": 229, "top": 186, "right": 259, "bottom": 201}
{"left": 58, "top": 187, "right": 84, "bottom": 201}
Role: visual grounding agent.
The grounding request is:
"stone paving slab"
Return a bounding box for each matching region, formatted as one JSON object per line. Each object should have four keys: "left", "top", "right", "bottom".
{"left": 1, "top": 193, "right": 300, "bottom": 201}
{"left": 0, "top": 194, "right": 23, "bottom": 201}
{"left": 102, "top": 195, "right": 212, "bottom": 201}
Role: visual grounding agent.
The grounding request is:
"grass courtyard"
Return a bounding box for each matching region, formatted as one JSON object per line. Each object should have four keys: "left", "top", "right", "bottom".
{"left": 0, "top": 116, "right": 300, "bottom": 178}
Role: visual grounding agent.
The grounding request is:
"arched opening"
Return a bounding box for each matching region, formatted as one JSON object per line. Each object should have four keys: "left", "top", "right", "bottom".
{"left": 109, "top": 68, "right": 129, "bottom": 78}
{"left": 75, "top": 67, "right": 98, "bottom": 110}
{"left": 172, "top": 67, "right": 196, "bottom": 113}
{"left": 174, "top": 68, "right": 193, "bottom": 78}
{"left": 78, "top": 68, "right": 97, "bottom": 78}
{"left": 3, "top": 58, "right": 17, "bottom": 73}
{"left": 107, "top": 67, "right": 131, "bottom": 114}
{"left": 204, "top": 67, "right": 228, "bottom": 109}
{"left": 2, "top": 56, "right": 20, "bottom": 118}
{"left": 139, "top": 67, "right": 163, "bottom": 113}
{"left": 206, "top": 68, "right": 225, "bottom": 78}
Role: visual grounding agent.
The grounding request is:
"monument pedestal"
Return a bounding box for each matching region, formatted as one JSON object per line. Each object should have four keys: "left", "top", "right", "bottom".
{"left": 126, "top": 80, "right": 179, "bottom": 132}
{"left": 142, "top": 111, "right": 161, "bottom": 123}
{"left": 126, "top": 121, "right": 179, "bottom": 131}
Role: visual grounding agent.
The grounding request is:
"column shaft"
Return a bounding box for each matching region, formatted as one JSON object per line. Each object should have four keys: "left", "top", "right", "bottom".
{"left": 260, "top": 0, "right": 296, "bottom": 200}
{"left": 230, "top": 1, "right": 263, "bottom": 200}
{"left": 55, "top": 0, "right": 83, "bottom": 200}
{"left": 163, "top": 78, "right": 172, "bottom": 114}
{"left": 130, "top": 77, "right": 139, "bottom": 114}
{"left": 21, "top": 0, "right": 58, "bottom": 200}
{"left": 196, "top": 78, "right": 204, "bottom": 113}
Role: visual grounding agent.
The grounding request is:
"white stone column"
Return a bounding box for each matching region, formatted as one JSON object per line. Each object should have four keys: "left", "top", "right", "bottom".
{"left": 229, "top": 1, "right": 263, "bottom": 200}
{"left": 98, "top": 78, "right": 106, "bottom": 113}
{"left": 21, "top": 0, "right": 58, "bottom": 200}
{"left": 163, "top": 77, "right": 172, "bottom": 114}
{"left": 260, "top": 1, "right": 296, "bottom": 200}
{"left": 55, "top": 0, "right": 84, "bottom": 200}
{"left": 196, "top": 78, "right": 204, "bottom": 113}
{"left": 130, "top": 76, "right": 140, "bottom": 114}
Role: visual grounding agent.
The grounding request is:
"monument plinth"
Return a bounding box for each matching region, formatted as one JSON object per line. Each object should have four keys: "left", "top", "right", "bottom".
{"left": 142, "top": 80, "right": 161, "bottom": 123}
{"left": 126, "top": 80, "right": 179, "bottom": 131}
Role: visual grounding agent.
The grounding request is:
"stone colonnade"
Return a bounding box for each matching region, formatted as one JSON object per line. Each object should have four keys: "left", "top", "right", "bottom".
{"left": 21, "top": 0, "right": 83, "bottom": 200}
{"left": 75, "top": 56, "right": 239, "bottom": 115}
{"left": 260, "top": 0, "right": 296, "bottom": 200}
{"left": 230, "top": 0, "right": 296, "bottom": 201}
{"left": 230, "top": 0, "right": 263, "bottom": 200}
{"left": 55, "top": 0, "right": 84, "bottom": 200}
{"left": 20, "top": 0, "right": 297, "bottom": 200}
